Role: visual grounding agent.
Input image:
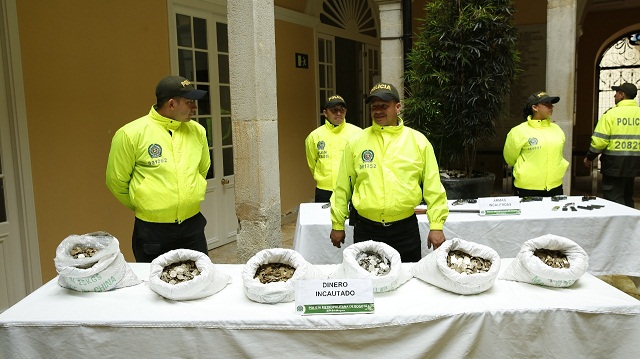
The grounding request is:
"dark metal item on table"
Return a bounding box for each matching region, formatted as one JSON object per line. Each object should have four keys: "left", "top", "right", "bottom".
{"left": 551, "top": 195, "right": 567, "bottom": 202}
{"left": 451, "top": 198, "right": 478, "bottom": 206}
{"left": 582, "top": 195, "right": 597, "bottom": 201}
{"left": 520, "top": 196, "right": 543, "bottom": 202}
{"left": 577, "top": 204, "right": 604, "bottom": 210}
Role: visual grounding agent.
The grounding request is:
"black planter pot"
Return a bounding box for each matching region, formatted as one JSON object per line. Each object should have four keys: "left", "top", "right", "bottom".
{"left": 440, "top": 172, "right": 496, "bottom": 200}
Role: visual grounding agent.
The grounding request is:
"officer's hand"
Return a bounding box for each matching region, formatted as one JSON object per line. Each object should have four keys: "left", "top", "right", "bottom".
{"left": 427, "top": 230, "right": 445, "bottom": 250}
{"left": 330, "top": 230, "right": 346, "bottom": 248}
{"left": 583, "top": 157, "right": 592, "bottom": 169}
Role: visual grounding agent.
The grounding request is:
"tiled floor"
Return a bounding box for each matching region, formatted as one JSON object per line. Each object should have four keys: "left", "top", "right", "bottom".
{"left": 209, "top": 175, "right": 640, "bottom": 301}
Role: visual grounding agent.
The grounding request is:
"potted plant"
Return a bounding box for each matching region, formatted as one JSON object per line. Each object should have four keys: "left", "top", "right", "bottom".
{"left": 403, "top": 0, "right": 520, "bottom": 199}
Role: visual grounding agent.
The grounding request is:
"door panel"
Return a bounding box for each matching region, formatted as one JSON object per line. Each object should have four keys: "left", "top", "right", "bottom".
{"left": 0, "top": 71, "right": 27, "bottom": 312}
{"left": 172, "top": 7, "right": 237, "bottom": 250}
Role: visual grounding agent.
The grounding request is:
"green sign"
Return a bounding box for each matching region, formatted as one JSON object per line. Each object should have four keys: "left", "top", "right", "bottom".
{"left": 296, "top": 303, "right": 374, "bottom": 315}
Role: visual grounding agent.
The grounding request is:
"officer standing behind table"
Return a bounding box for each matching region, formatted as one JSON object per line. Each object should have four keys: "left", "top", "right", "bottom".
{"left": 329, "top": 82, "right": 449, "bottom": 262}
{"left": 106, "top": 75, "right": 211, "bottom": 262}
{"left": 503, "top": 91, "right": 569, "bottom": 197}
{"left": 305, "top": 95, "right": 362, "bottom": 202}
{"left": 584, "top": 82, "right": 640, "bottom": 208}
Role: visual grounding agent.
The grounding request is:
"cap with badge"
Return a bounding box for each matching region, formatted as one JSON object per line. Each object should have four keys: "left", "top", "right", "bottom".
{"left": 611, "top": 82, "right": 637, "bottom": 98}
{"left": 527, "top": 91, "right": 560, "bottom": 107}
{"left": 325, "top": 95, "right": 347, "bottom": 109}
{"left": 156, "top": 75, "right": 207, "bottom": 101}
{"left": 365, "top": 82, "right": 400, "bottom": 103}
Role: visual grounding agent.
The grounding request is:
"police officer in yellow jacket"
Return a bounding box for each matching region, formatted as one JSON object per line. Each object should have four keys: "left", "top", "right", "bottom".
{"left": 584, "top": 82, "right": 640, "bottom": 207}
{"left": 305, "top": 95, "right": 362, "bottom": 202}
{"left": 106, "top": 75, "right": 210, "bottom": 262}
{"left": 503, "top": 91, "right": 569, "bottom": 197}
{"left": 329, "top": 83, "right": 449, "bottom": 262}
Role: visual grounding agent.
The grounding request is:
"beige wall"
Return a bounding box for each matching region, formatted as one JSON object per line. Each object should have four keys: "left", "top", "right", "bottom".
{"left": 275, "top": 20, "right": 318, "bottom": 215}
{"left": 275, "top": 0, "right": 308, "bottom": 13}
{"left": 412, "top": 0, "right": 547, "bottom": 37}
{"left": 17, "top": 0, "right": 171, "bottom": 281}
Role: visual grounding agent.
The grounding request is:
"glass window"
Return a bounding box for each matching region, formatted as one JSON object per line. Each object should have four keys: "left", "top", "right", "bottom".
{"left": 219, "top": 85, "right": 231, "bottom": 116}
{"left": 216, "top": 22, "right": 228, "bottom": 53}
{"left": 197, "top": 84, "right": 211, "bottom": 115}
{"left": 175, "top": 15, "right": 231, "bottom": 179}
{"left": 193, "top": 17, "right": 207, "bottom": 49}
{"left": 217, "top": 54, "right": 229, "bottom": 84}
{"left": 223, "top": 147, "right": 234, "bottom": 177}
{"left": 195, "top": 51, "right": 209, "bottom": 83}
{"left": 199, "top": 118, "right": 213, "bottom": 147}
{"left": 221, "top": 117, "right": 232, "bottom": 146}
{"left": 176, "top": 14, "right": 192, "bottom": 47}
{"left": 178, "top": 49, "right": 194, "bottom": 80}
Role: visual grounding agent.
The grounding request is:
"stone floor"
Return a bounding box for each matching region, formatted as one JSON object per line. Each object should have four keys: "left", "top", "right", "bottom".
{"left": 209, "top": 174, "right": 640, "bottom": 301}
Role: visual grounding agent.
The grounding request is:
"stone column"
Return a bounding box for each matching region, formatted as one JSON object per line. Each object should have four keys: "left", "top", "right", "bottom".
{"left": 546, "top": 0, "right": 577, "bottom": 194}
{"left": 227, "top": 0, "right": 282, "bottom": 262}
{"left": 373, "top": 0, "right": 404, "bottom": 99}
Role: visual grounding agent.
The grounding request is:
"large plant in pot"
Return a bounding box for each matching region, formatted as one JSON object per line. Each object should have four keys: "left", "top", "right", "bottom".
{"left": 403, "top": 0, "right": 519, "bottom": 199}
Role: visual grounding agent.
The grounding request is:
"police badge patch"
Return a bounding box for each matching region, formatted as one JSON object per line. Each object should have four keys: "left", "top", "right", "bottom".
{"left": 362, "top": 149, "right": 374, "bottom": 162}
{"left": 148, "top": 144, "right": 162, "bottom": 158}
{"left": 318, "top": 141, "right": 326, "bottom": 151}
{"left": 528, "top": 138, "right": 538, "bottom": 146}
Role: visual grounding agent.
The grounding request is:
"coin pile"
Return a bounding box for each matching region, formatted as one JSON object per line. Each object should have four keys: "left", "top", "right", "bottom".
{"left": 254, "top": 263, "right": 296, "bottom": 284}
{"left": 533, "top": 248, "right": 570, "bottom": 268}
{"left": 160, "top": 260, "right": 201, "bottom": 284}
{"left": 70, "top": 246, "right": 97, "bottom": 259}
{"left": 447, "top": 250, "right": 492, "bottom": 275}
{"left": 356, "top": 251, "right": 391, "bottom": 276}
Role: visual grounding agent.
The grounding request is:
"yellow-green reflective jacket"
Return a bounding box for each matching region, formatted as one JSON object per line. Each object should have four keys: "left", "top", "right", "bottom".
{"left": 330, "top": 119, "right": 448, "bottom": 230}
{"left": 106, "top": 106, "right": 210, "bottom": 223}
{"left": 588, "top": 99, "right": 640, "bottom": 176}
{"left": 503, "top": 117, "right": 568, "bottom": 190}
{"left": 305, "top": 120, "right": 363, "bottom": 191}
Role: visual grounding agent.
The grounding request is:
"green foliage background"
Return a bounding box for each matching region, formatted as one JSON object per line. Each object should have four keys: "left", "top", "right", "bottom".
{"left": 404, "top": 0, "right": 520, "bottom": 177}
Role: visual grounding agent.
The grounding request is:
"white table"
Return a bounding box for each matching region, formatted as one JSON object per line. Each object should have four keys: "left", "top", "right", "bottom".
{"left": 1, "top": 261, "right": 639, "bottom": 358}
{"left": 293, "top": 197, "right": 640, "bottom": 277}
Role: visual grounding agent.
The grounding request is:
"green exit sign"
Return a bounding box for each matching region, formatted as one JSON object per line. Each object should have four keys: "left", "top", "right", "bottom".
{"left": 295, "top": 53, "right": 309, "bottom": 69}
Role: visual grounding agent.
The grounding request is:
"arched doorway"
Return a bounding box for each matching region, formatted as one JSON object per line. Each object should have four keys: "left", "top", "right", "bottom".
{"left": 596, "top": 32, "right": 640, "bottom": 119}
{"left": 314, "top": 0, "right": 380, "bottom": 128}
{"left": 585, "top": 31, "right": 640, "bottom": 195}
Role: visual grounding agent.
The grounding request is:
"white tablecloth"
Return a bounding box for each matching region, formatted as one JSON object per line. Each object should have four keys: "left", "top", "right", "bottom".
{"left": 293, "top": 196, "right": 640, "bottom": 277}
{"left": 1, "top": 261, "right": 639, "bottom": 358}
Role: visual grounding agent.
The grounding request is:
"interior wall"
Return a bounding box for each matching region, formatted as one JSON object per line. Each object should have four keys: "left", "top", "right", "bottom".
{"left": 17, "top": 0, "right": 171, "bottom": 281}
{"left": 275, "top": 0, "right": 308, "bottom": 13}
{"left": 275, "top": 20, "right": 318, "bottom": 216}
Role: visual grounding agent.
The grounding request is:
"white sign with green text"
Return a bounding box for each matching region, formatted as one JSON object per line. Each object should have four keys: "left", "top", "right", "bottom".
{"left": 295, "top": 278, "right": 374, "bottom": 315}
{"left": 478, "top": 196, "right": 521, "bottom": 215}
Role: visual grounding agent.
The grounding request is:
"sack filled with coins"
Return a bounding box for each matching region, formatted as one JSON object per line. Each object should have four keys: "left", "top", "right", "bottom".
{"left": 411, "top": 238, "right": 501, "bottom": 295}
{"left": 149, "top": 249, "right": 230, "bottom": 301}
{"left": 328, "top": 240, "right": 412, "bottom": 293}
{"left": 499, "top": 234, "right": 589, "bottom": 287}
{"left": 54, "top": 231, "right": 142, "bottom": 292}
{"left": 242, "top": 248, "right": 324, "bottom": 303}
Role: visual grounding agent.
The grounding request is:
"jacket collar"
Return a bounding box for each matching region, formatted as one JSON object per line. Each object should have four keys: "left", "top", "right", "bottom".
{"left": 372, "top": 117, "right": 404, "bottom": 133}
{"left": 325, "top": 119, "right": 347, "bottom": 132}
{"left": 526, "top": 115, "right": 551, "bottom": 128}
{"left": 617, "top": 99, "right": 639, "bottom": 107}
{"left": 149, "top": 105, "right": 183, "bottom": 131}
